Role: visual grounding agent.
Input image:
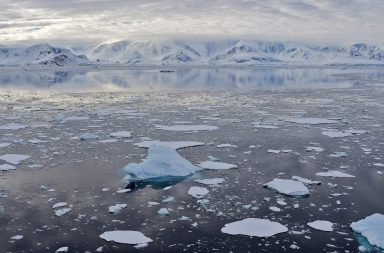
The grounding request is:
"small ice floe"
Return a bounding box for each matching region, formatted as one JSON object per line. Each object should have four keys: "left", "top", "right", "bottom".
{"left": 148, "top": 202, "right": 160, "bottom": 207}
{"left": 122, "top": 146, "right": 200, "bottom": 181}
{"left": 253, "top": 122, "right": 278, "bottom": 129}
{"left": 55, "top": 247, "right": 69, "bottom": 253}
{"left": 10, "top": 235, "right": 23, "bottom": 240}
{"left": 373, "top": 163, "right": 384, "bottom": 167}
{"left": 195, "top": 178, "right": 225, "bottom": 186}
{"left": 292, "top": 176, "right": 321, "bottom": 185}
{"left": 221, "top": 218, "right": 288, "bottom": 237}
{"left": 98, "top": 139, "right": 119, "bottom": 143}
{"left": 307, "top": 220, "right": 334, "bottom": 232}
{"left": 163, "top": 186, "right": 172, "bottom": 191}
{"left": 61, "top": 116, "right": 90, "bottom": 123}
{"left": 28, "top": 139, "right": 50, "bottom": 144}
{"left": 0, "top": 143, "right": 12, "bottom": 148}
{"left": 54, "top": 208, "right": 71, "bottom": 217}
{"left": 155, "top": 125, "right": 218, "bottom": 131}
{"left": 0, "top": 154, "right": 31, "bottom": 165}
{"left": 99, "top": 231, "right": 152, "bottom": 246}
{"left": 329, "top": 151, "right": 347, "bottom": 158}
{"left": 263, "top": 179, "right": 310, "bottom": 197}
{"left": 208, "top": 155, "right": 220, "bottom": 161}
{"left": 108, "top": 204, "right": 127, "bottom": 214}
{"left": 321, "top": 130, "right": 352, "bottom": 138}
{"left": 79, "top": 133, "right": 99, "bottom": 140}
{"left": 52, "top": 202, "right": 68, "bottom": 209}
{"left": 110, "top": 131, "right": 132, "bottom": 138}
{"left": 350, "top": 213, "right": 384, "bottom": 249}
{"left": 0, "top": 164, "right": 16, "bottom": 171}
{"left": 135, "top": 141, "right": 204, "bottom": 150}
{"left": 315, "top": 170, "right": 355, "bottom": 178}
{"left": 196, "top": 161, "right": 237, "bottom": 170}
{"left": 162, "top": 196, "right": 174, "bottom": 203}
{"left": 345, "top": 129, "right": 367, "bottom": 135}
{"left": 157, "top": 208, "right": 170, "bottom": 215}
{"left": 269, "top": 206, "right": 281, "bottom": 212}
{"left": 267, "top": 149, "right": 281, "bottom": 154}
{"left": 116, "top": 189, "right": 131, "bottom": 193}
{"left": 284, "top": 118, "right": 337, "bottom": 125}
{"left": 217, "top": 144, "right": 237, "bottom": 148}
{"left": 0, "top": 123, "right": 28, "bottom": 130}
{"left": 306, "top": 146, "right": 324, "bottom": 152}
{"left": 188, "top": 186, "right": 209, "bottom": 198}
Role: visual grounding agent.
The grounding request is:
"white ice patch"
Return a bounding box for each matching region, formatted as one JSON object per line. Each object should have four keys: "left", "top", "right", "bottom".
{"left": 54, "top": 208, "right": 71, "bottom": 217}
{"left": 221, "top": 218, "right": 288, "bottom": 237}
{"left": 0, "top": 143, "right": 12, "bottom": 148}
{"left": 307, "top": 220, "right": 334, "bottom": 232}
{"left": 285, "top": 118, "right": 337, "bottom": 125}
{"left": 292, "top": 176, "right": 321, "bottom": 185}
{"left": 0, "top": 164, "right": 16, "bottom": 171}
{"left": 135, "top": 140, "right": 204, "bottom": 150}
{"left": 108, "top": 204, "right": 127, "bottom": 214}
{"left": 253, "top": 122, "right": 279, "bottom": 129}
{"left": 197, "top": 161, "right": 237, "bottom": 170}
{"left": 188, "top": 186, "right": 209, "bottom": 198}
{"left": 321, "top": 131, "right": 352, "bottom": 138}
{"left": 264, "top": 179, "right": 310, "bottom": 197}
{"left": 351, "top": 213, "right": 384, "bottom": 249}
{"left": 10, "top": 235, "right": 23, "bottom": 240}
{"left": 52, "top": 202, "right": 68, "bottom": 209}
{"left": 99, "top": 231, "right": 152, "bottom": 246}
{"left": 0, "top": 123, "right": 27, "bottom": 130}
{"left": 306, "top": 146, "right": 324, "bottom": 152}
{"left": 55, "top": 247, "right": 69, "bottom": 252}
{"left": 315, "top": 170, "right": 355, "bottom": 178}
{"left": 155, "top": 125, "right": 218, "bottom": 131}
{"left": 110, "top": 131, "right": 132, "bottom": 138}
{"left": 195, "top": 178, "right": 225, "bottom": 186}
{"left": 122, "top": 145, "right": 200, "bottom": 181}
{"left": 79, "top": 133, "right": 99, "bottom": 140}
{"left": 157, "top": 208, "right": 170, "bottom": 215}
{"left": 28, "top": 139, "right": 50, "bottom": 144}
{"left": 0, "top": 154, "right": 31, "bottom": 165}
{"left": 217, "top": 144, "right": 237, "bottom": 148}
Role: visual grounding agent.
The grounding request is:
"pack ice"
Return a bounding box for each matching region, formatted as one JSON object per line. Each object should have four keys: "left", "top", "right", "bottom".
{"left": 350, "top": 213, "right": 384, "bottom": 249}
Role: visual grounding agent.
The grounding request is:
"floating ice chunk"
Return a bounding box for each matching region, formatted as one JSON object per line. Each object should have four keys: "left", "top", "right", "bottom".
{"left": 188, "top": 186, "right": 209, "bottom": 198}
{"left": 28, "top": 139, "right": 50, "bottom": 144}
{"left": 155, "top": 125, "right": 218, "bottom": 131}
{"left": 321, "top": 131, "right": 352, "bottom": 138}
{"left": 373, "top": 163, "right": 384, "bottom": 167}
{"left": 351, "top": 213, "right": 384, "bottom": 249}
{"left": 267, "top": 149, "right": 280, "bottom": 154}
{"left": 122, "top": 145, "right": 200, "bottom": 181}
{"left": 207, "top": 155, "right": 220, "bottom": 161}
{"left": 52, "top": 202, "right": 68, "bottom": 209}
{"left": 221, "top": 218, "right": 288, "bottom": 237}
{"left": 217, "top": 144, "right": 237, "bottom": 148}
{"left": 306, "top": 146, "right": 324, "bottom": 152}
{"left": 345, "top": 129, "right": 367, "bottom": 135}
{"left": 54, "top": 208, "right": 71, "bottom": 217}
{"left": 195, "top": 178, "right": 225, "bottom": 186}
{"left": 292, "top": 176, "right": 321, "bottom": 185}
{"left": 79, "top": 133, "right": 99, "bottom": 140}
{"left": 0, "top": 123, "right": 27, "bottom": 130}
{"left": 135, "top": 141, "right": 204, "bottom": 150}
{"left": 285, "top": 118, "right": 337, "bottom": 125}
{"left": 329, "top": 151, "right": 347, "bottom": 158}
{"left": 253, "top": 122, "right": 279, "bottom": 129}
{"left": 315, "top": 170, "right": 355, "bottom": 178}
{"left": 98, "top": 139, "right": 119, "bottom": 143}
{"left": 162, "top": 196, "right": 174, "bottom": 203}
{"left": 62, "top": 116, "right": 90, "bottom": 123}
{"left": 55, "top": 247, "right": 69, "bottom": 253}
{"left": 0, "top": 164, "right": 16, "bottom": 171}
{"left": 307, "top": 220, "right": 334, "bottom": 231}
{"left": 0, "top": 143, "right": 11, "bottom": 148}
{"left": 116, "top": 189, "right": 131, "bottom": 193}
{"left": 157, "top": 208, "right": 170, "bottom": 215}
{"left": 269, "top": 206, "right": 281, "bottom": 212}
{"left": 197, "top": 161, "right": 237, "bottom": 170}
{"left": 99, "top": 231, "right": 152, "bottom": 245}
{"left": 108, "top": 204, "right": 127, "bottom": 214}
{"left": 10, "top": 235, "right": 23, "bottom": 240}
{"left": 110, "top": 131, "right": 132, "bottom": 138}
{"left": 263, "top": 179, "right": 310, "bottom": 197}
{"left": 0, "top": 154, "right": 31, "bottom": 165}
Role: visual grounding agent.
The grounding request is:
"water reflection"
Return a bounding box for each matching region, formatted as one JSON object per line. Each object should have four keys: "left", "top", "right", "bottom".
{"left": 0, "top": 67, "right": 383, "bottom": 91}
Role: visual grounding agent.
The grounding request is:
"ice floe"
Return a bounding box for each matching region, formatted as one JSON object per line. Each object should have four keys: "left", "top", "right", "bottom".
{"left": 195, "top": 178, "right": 225, "bottom": 186}
{"left": 99, "top": 231, "right": 152, "bottom": 246}
{"left": 306, "top": 146, "right": 324, "bottom": 152}
{"left": 307, "top": 220, "right": 334, "bottom": 232}
{"left": 55, "top": 247, "right": 69, "bottom": 253}
{"left": 52, "top": 202, "right": 68, "bottom": 209}
{"left": 188, "top": 186, "right": 209, "bottom": 198}
{"left": 110, "top": 131, "right": 132, "bottom": 138}
{"left": 0, "top": 164, "right": 16, "bottom": 171}
{"left": 0, "top": 154, "right": 31, "bottom": 165}
{"left": 321, "top": 131, "right": 352, "bottom": 138}
{"left": 135, "top": 140, "right": 204, "bottom": 150}
{"left": 221, "top": 218, "right": 288, "bottom": 237}
{"left": 54, "top": 208, "right": 71, "bottom": 217}
{"left": 263, "top": 179, "right": 310, "bottom": 197}
{"left": 315, "top": 170, "right": 355, "bottom": 178}
{"left": 350, "top": 213, "right": 384, "bottom": 249}
{"left": 292, "top": 176, "right": 321, "bottom": 185}
{"left": 108, "top": 204, "right": 127, "bottom": 214}
{"left": 196, "top": 161, "right": 237, "bottom": 170}
{"left": 122, "top": 145, "right": 200, "bottom": 181}
{"left": 155, "top": 125, "right": 218, "bottom": 131}
{"left": 0, "top": 143, "right": 11, "bottom": 148}
{"left": 79, "top": 133, "right": 99, "bottom": 140}
{"left": 217, "top": 144, "right": 237, "bottom": 148}
{"left": 157, "top": 208, "right": 170, "bottom": 215}
{"left": 285, "top": 118, "right": 337, "bottom": 125}
{"left": 0, "top": 123, "right": 28, "bottom": 130}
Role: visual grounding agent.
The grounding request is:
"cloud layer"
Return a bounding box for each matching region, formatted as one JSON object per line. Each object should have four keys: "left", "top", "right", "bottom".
{"left": 1, "top": 0, "right": 383, "bottom": 44}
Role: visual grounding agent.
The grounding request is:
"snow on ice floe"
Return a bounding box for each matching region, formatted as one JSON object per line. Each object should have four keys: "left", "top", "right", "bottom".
{"left": 0, "top": 164, "right": 16, "bottom": 171}
{"left": 197, "top": 161, "right": 237, "bottom": 170}
{"left": 292, "top": 176, "right": 321, "bottom": 185}
{"left": 108, "top": 204, "right": 127, "bottom": 214}
{"left": 284, "top": 118, "right": 337, "bottom": 125}
{"left": 122, "top": 145, "right": 200, "bottom": 181}
{"left": 188, "top": 186, "right": 209, "bottom": 198}
{"left": 110, "top": 131, "right": 132, "bottom": 138}
{"left": 0, "top": 123, "right": 28, "bottom": 130}
{"left": 195, "top": 178, "right": 225, "bottom": 186}
{"left": 307, "top": 220, "right": 334, "bottom": 232}
{"left": 321, "top": 130, "right": 352, "bottom": 138}
{"left": 221, "top": 218, "right": 288, "bottom": 237}
{"left": 0, "top": 154, "right": 31, "bottom": 165}
{"left": 263, "top": 179, "right": 310, "bottom": 197}
{"left": 351, "top": 213, "right": 384, "bottom": 249}
{"left": 315, "top": 170, "right": 355, "bottom": 178}
{"left": 155, "top": 125, "right": 218, "bottom": 131}
{"left": 135, "top": 140, "right": 204, "bottom": 150}
{"left": 99, "top": 231, "right": 153, "bottom": 246}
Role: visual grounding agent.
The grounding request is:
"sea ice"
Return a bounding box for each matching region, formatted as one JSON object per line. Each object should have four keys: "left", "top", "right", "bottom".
{"left": 350, "top": 213, "right": 384, "bottom": 249}
{"left": 307, "top": 220, "right": 334, "bottom": 232}
{"left": 292, "top": 176, "right": 321, "bottom": 185}
{"left": 263, "top": 179, "right": 310, "bottom": 197}
{"left": 196, "top": 161, "right": 237, "bottom": 170}
{"left": 99, "top": 230, "right": 153, "bottom": 245}
{"left": 10, "top": 235, "right": 23, "bottom": 240}
{"left": 195, "top": 178, "right": 225, "bottom": 186}
{"left": 110, "top": 131, "right": 132, "bottom": 138}
{"left": 122, "top": 145, "right": 200, "bottom": 181}
{"left": 52, "top": 202, "right": 68, "bottom": 209}
{"left": 157, "top": 208, "right": 170, "bottom": 215}
{"left": 0, "top": 154, "right": 31, "bottom": 165}
{"left": 0, "top": 123, "right": 27, "bottom": 130}
{"left": 188, "top": 186, "right": 209, "bottom": 198}
{"left": 306, "top": 146, "right": 324, "bottom": 152}
{"left": 155, "top": 125, "right": 218, "bottom": 131}
{"left": 54, "top": 208, "right": 71, "bottom": 217}
{"left": 135, "top": 140, "right": 204, "bottom": 150}
{"left": 0, "top": 164, "right": 16, "bottom": 171}
{"left": 0, "top": 143, "right": 11, "bottom": 148}
{"left": 285, "top": 118, "right": 337, "bottom": 125}
{"left": 55, "top": 247, "right": 69, "bottom": 252}
{"left": 217, "top": 144, "right": 237, "bottom": 148}
{"left": 221, "top": 218, "right": 288, "bottom": 237}
{"left": 321, "top": 131, "right": 352, "bottom": 138}
{"left": 108, "top": 204, "right": 127, "bottom": 214}
{"left": 315, "top": 170, "right": 355, "bottom": 178}
{"left": 79, "top": 133, "right": 99, "bottom": 140}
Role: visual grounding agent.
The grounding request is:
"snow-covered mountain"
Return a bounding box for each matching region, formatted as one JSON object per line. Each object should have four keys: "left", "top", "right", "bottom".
{"left": 0, "top": 43, "right": 90, "bottom": 66}
{"left": 88, "top": 39, "right": 384, "bottom": 66}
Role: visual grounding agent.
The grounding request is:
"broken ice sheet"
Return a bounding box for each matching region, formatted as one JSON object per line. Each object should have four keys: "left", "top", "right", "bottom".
{"left": 221, "top": 218, "right": 288, "bottom": 237}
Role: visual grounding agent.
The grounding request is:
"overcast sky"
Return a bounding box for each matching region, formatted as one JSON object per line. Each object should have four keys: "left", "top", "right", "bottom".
{"left": 1, "top": 0, "right": 383, "bottom": 45}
